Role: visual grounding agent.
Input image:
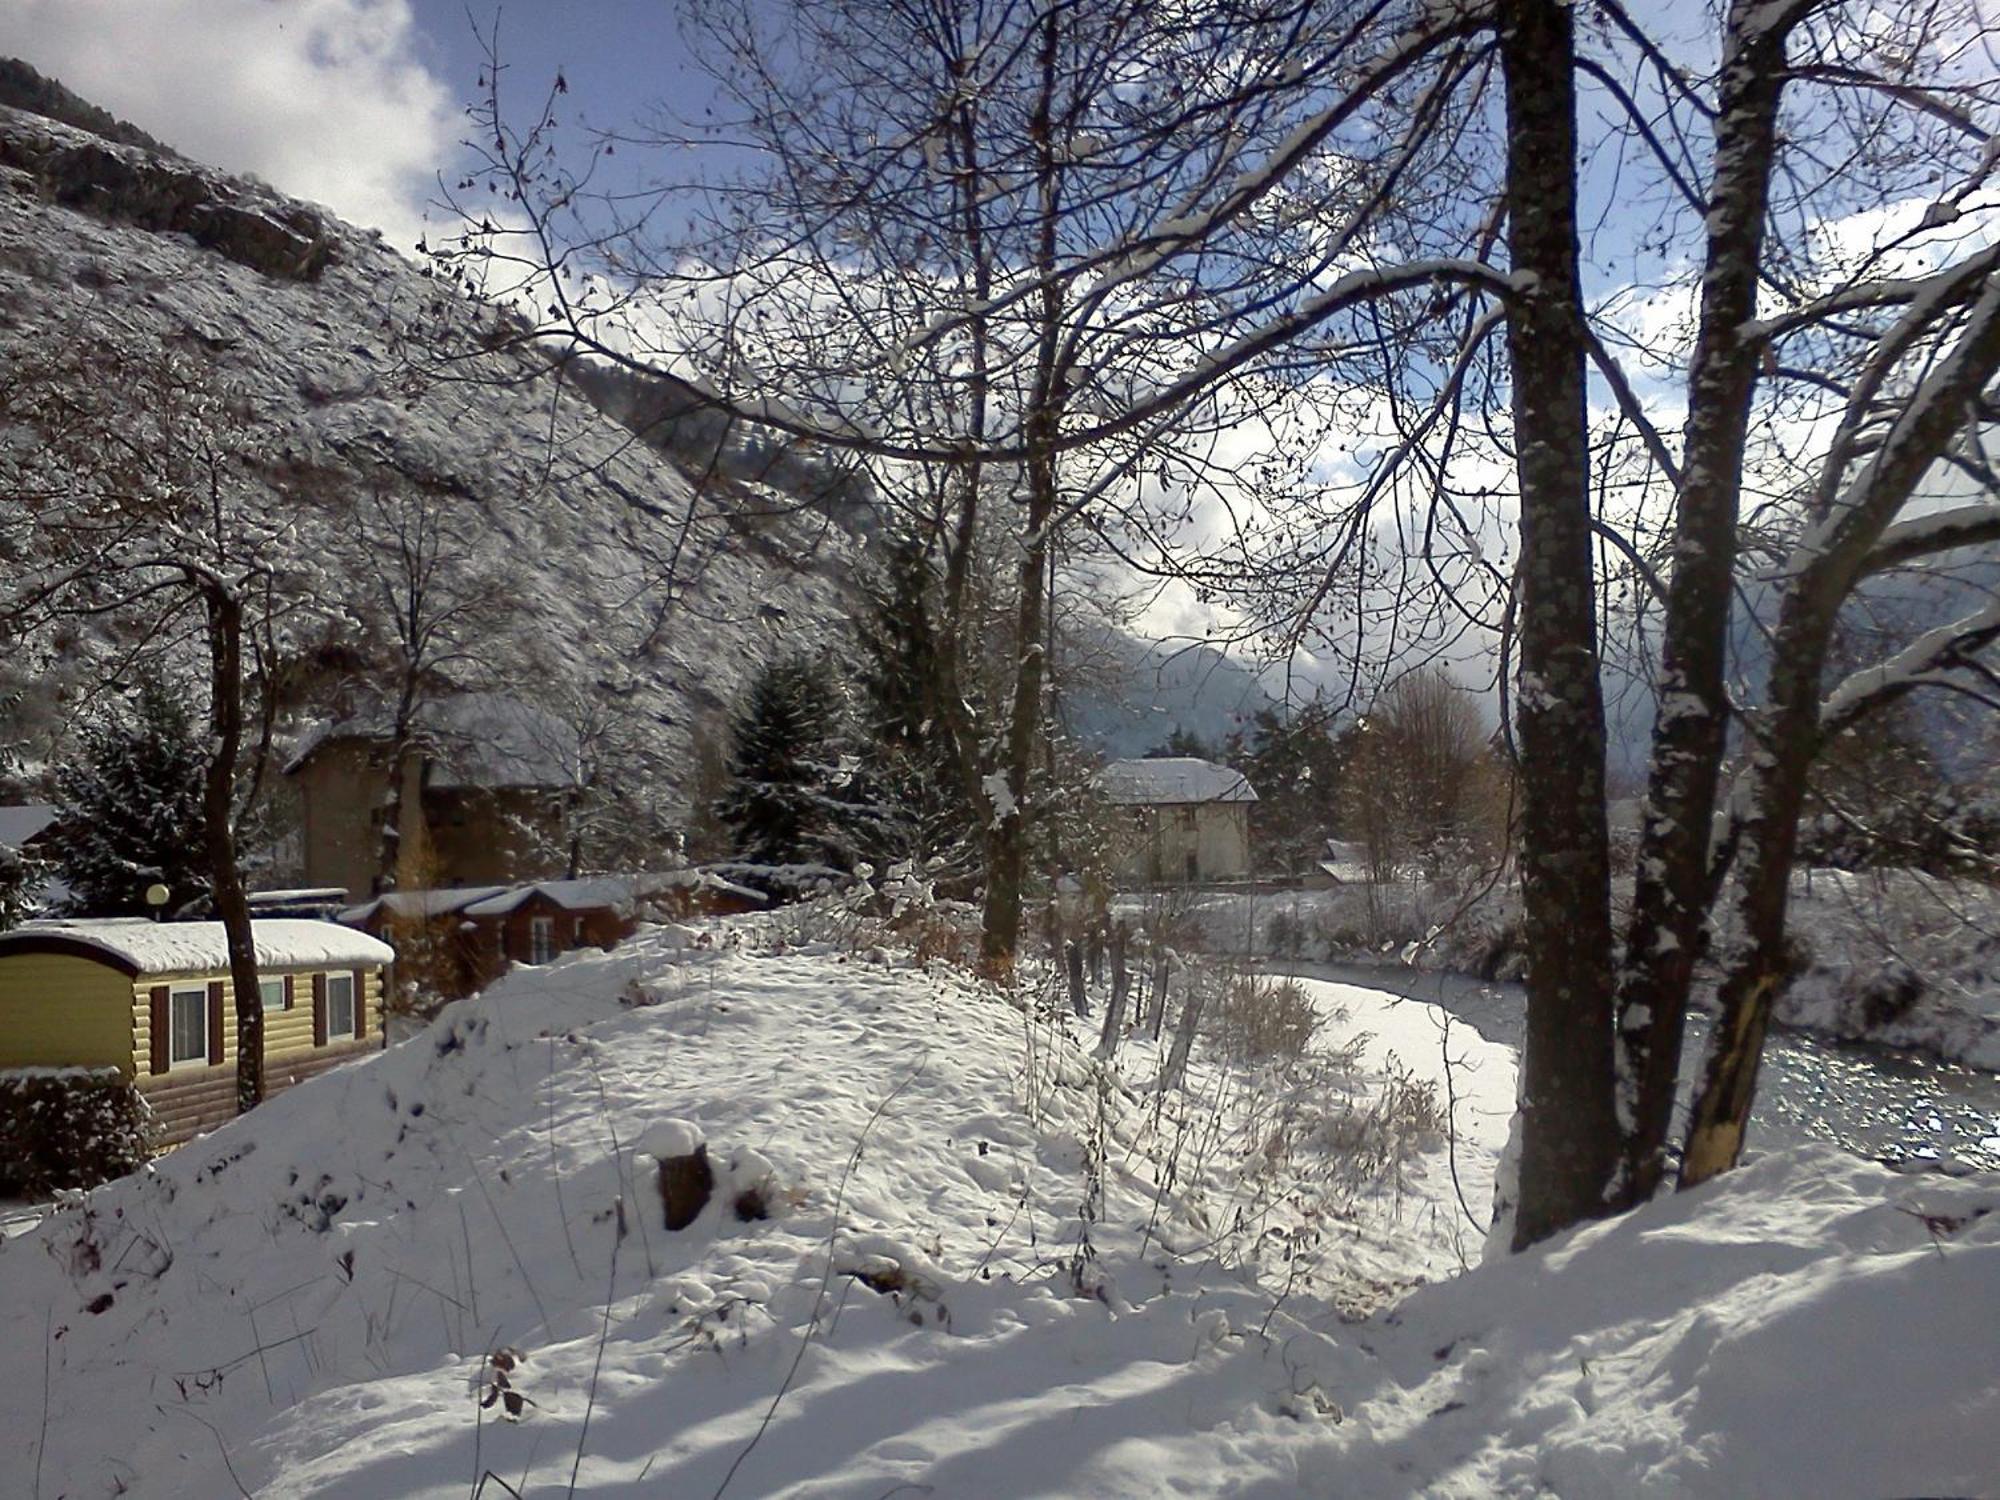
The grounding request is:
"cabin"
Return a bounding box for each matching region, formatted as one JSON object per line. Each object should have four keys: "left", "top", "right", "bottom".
{"left": 342, "top": 871, "right": 768, "bottom": 1002}
{"left": 284, "top": 693, "right": 581, "bottom": 898}
{"left": 1095, "top": 757, "right": 1259, "bottom": 885}
{"left": 0, "top": 918, "right": 393, "bottom": 1146}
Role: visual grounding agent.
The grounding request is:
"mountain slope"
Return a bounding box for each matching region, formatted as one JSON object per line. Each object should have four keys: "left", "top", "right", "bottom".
{"left": 0, "top": 67, "right": 855, "bottom": 827}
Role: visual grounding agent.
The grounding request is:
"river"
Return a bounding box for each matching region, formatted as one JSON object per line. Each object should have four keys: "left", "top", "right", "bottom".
{"left": 1277, "top": 960, "right": 2000, "bottom": 1174}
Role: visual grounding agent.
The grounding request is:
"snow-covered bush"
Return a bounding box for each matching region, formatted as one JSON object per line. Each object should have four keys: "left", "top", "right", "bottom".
{"left": 1212, "top": 975, "right": 1320, "bottom": 1062}
{"left": 0, "top": 1067, "right": 153, "bottom": 1195}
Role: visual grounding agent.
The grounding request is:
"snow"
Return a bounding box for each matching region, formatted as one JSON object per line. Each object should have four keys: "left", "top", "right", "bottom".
{"left": 286, "top": 693, "right": 583, "bottom": 790}
{"left": 635, "top": 1117, "right": 705, "bottom": 1160}
{"left": 0, "top": 917, "right": 393, "bottom": 974}
{"left": 339, "top": 887, "right": 510, "bottom": 925}
{"left": 981, "top": 770, "right": 1017, "bottom": 823}
{"left": 460, "top": 871, "right": 754, "bottom": 918}
{"left": 0, "top": 912, "right": 1990, "bottom": 1497}
{"left": 1095, "top": 756, "right": 1259, "bottom": 806}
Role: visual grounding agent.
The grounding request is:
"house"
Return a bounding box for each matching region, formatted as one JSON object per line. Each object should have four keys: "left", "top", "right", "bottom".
{"left": 1095, "top": 757, "right": 1258, "bottom": 884}
{"left": 342, "top": 871, "right": 767, "bottom": 1001}
{"left": 0, "top": 918, "right": 393, "bottom": 1146}
{"left": 337, "top": 886, "right": 508, "bottom": 1004}
{"left": 0, "top": 803, "right": 68, "bottom": 911}
{"left": 0, "top": 804, "right": 57, "bottom": 856}
{"left": 284, "top": 693, "right": 581, "bottom": 898}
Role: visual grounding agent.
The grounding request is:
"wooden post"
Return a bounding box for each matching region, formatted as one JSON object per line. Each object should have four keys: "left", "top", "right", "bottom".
{"left": 1097, "top": 921, "right": 1129, "bottom": 1057}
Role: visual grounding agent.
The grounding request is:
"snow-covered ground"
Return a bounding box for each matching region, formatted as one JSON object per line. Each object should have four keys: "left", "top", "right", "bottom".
{"left": 1, "top": 916, "right": 1994, "bottom": 1497}
{"left": 1156, "top": 873, "right": 2000, "bottom": 1069}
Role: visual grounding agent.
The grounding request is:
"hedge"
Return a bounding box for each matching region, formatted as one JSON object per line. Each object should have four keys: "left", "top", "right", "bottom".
{"left": 0, "top": 1068, "right": 154, "bottom": 1196}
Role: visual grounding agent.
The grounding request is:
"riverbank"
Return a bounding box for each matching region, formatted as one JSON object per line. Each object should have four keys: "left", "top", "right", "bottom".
{"left": 1134, "top": 872, "right": 2000, "bottom": 1071}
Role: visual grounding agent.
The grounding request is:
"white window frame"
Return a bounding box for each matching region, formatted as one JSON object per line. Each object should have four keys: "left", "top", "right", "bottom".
{"left": 529, "top": 915, "right": 556, "bottom": 965}
{"left": 168, "top": 985, "right": 209, "bottom": 1070}
{"left": 259, "top": 976, "right": 286, "bottom": 1012}
{"left": 325, "top": 973, "right": 356, "bottom": 1039}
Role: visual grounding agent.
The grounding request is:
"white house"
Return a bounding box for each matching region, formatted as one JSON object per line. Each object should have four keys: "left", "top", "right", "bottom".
{"left": 1094, "top": 757, "right": 1257, "bottom": 884}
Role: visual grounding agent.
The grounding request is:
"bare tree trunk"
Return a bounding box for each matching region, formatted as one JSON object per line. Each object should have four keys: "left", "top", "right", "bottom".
{"left": 979, "top": 7, "right": 1065, "bottom": 972}
{"left": 199, "top": 581, "right": 263, "bottom": 1113}
{"left": 1066, "top": 939, "right": 1088, "bottom": 1019}
{"left": 1496, "top": 0, "right": 1621, "bottom": 1250}
{"left": 1683, "top": 275, "right": 2000, "bottom": 1184}
{"left": 1612, "top": 0, "right": 1799, "bottom": 1204}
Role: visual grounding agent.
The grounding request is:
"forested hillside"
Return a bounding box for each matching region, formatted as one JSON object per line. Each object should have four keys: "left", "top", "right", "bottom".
{"left": 0, "top": 63, "right": 855, "bottom": 850}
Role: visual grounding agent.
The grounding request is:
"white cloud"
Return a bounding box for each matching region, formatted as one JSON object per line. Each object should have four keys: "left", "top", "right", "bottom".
{"left": 0, "top": 0, "right": 456, "bottom": 252}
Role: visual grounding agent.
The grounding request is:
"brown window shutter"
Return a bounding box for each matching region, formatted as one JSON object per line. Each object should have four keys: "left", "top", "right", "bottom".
{"left": 312, "top": 972, "right": 328, "bottom": 1047}
{"left": 352, "top": 969, "right": 367, "bottom": 1039}
{"left": 149, "top": 985, "right": 170, "bottom": 1074}
{"left": 206, "top": 979, "right": 226, "bottom": 1065}
{"left": 283, "top": 973, "right": 295, "bottom": 1010}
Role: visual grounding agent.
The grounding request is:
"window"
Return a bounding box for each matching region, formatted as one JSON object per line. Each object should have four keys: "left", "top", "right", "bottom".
{"left": 260, "top": 977, "right": 286, "bottom": 1012}
{"left": 169, "top": 987, "right": 208, "bottom": 1068}
{"left": 529, "top": 916, "right": 556, "bottom": 965}
{"left": 325, "top": 973, "right": 356, "bottom": 1038}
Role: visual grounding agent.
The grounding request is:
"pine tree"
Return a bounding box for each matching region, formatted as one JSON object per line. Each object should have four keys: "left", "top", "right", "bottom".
{"left": 852, "top": 538, "right": 975, "bottom": 880}
{"left": 719, "top": 656, "right": 888, "bottom": 870}
{"left": 0, "top": 720, "right": 40, "bottom": 930}
{"left": 52, "top": 681, "right": 211, "bottom": 916}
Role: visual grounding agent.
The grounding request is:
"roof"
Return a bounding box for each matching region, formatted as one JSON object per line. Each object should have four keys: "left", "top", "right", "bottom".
{"left": 338, "top": 887, "right": 510, "bottom": 926}
{"left": 1094, "top": 758, "right": 1257, "bottom": 807}
{"left": 285, "top": 693, "right": 581, "bottom": 790}
{"left": 360, "top": 871, "right": 770, "bottom": 922}
{"left": 463, "top": 875, "right": 675, "bottom": 918}
{"left": 1317, "top": 840, "right": 1374, "bottom": 883}
{"left": 0, "top": 805, "right": 56, "bottom": 850}
{"left": 0, "top": 919, "right": 394, "bottom": 977}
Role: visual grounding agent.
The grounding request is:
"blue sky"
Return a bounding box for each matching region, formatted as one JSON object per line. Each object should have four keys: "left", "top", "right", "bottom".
{"left": 0, "top": 0, "right": 677, "bottom": 252}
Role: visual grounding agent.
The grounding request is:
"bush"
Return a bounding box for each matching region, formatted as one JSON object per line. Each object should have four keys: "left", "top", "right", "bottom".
{"left": 1214, "top": 976, "right": 1320, "bottom": 1062}
{"left": 0, "top": 1068, "right": 154, "bottom": 1196}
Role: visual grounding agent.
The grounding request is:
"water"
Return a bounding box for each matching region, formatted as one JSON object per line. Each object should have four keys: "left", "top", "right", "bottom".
{"left": 1280, "top": 960, "right": 2000, "bottom": 1174}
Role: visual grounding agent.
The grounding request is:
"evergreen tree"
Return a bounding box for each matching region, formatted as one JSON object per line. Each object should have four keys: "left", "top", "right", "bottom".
{"left": 0, "top": 844, "right": 38, "bottom": 932}
{"left": 1145, "top": 727, "right": 1219, "bottom": 760}
{"left": 52, "top": 681, "right": 210, "bottom": 916}
{"left": 1227, "top": 703, "right": 1352, "bottom": 879}
{"left": 719, "top": 656, "right": 887, "bottom": 870}
{"left": 852, "top": 539, "right": 976, "bottom": 880}
{"left": 0, "top": 719, "right": 40, "bottom": 930}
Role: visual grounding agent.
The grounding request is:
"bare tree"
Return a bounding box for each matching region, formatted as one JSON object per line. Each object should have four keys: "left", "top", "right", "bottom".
{"left": 0, "top": 337, "right": 302, "bottom": 1111}
{"left": 432, "top": 0, "right": 1490, "bottom": 970}
{"left": 436, "top": 0, "right": 2000, "bottom": 1248}
{"left": 1344, "top": 667, "right": 1492, "bottom": 880}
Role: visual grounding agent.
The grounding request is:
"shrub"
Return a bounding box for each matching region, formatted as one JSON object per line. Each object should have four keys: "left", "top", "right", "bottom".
{"left": 0, "top": 1068, "right": 154, "bottom": 1196}
{"left": 1214, "top": 976, "right": 1319, "bottom": 1062}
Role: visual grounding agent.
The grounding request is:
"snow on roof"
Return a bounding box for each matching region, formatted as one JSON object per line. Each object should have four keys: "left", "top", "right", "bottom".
{"left": 464, "top": 876, "right": 652, "bottom": 918}
{"left": 0, "top": 804, "right": 56, "bottom": 850}
{"left": 460, "top": 868, "right": 696, "bottom": 916}
{"left": 434, "top": 871, "right": 767, "bottom": 919}
{"left": 1317, "top": 839, "right": 1373, "bottom": 883}
{"left": 1094, "top": 757, "right": 1257, "bottom": 806}
{"left": 0, "top": 918, "right": 393, "bottom": 976}
{"left": 338, "top": 887, "right": 510, "bottom": 926}
{"left": 285, "top": 693, "right": 581, "bottom": 790}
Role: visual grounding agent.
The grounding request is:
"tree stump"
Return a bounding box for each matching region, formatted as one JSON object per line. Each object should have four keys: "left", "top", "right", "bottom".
{"left": 657, "top": 1143, "right": 715, "bottom": 1230}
